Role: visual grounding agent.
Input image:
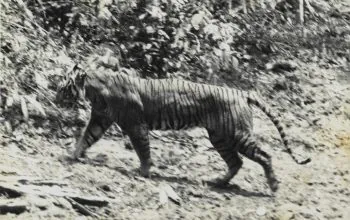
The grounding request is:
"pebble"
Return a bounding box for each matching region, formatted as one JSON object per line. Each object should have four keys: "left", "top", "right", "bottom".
{"left": 99, "top": 184, "right": 111, "bottom": 192}
{"left": 256, "top": 206, "right": 266, "bottom": 216}
{"left": 276, "top": 211, "right": 294, "bottom": 220}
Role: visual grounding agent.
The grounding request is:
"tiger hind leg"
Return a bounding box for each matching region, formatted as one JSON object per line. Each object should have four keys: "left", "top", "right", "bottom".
{"left": 209, "top": 136, "right": 243, "bottom": 186}
{"left": 73, "top": 111, "right": 113, "bottom": 160}
{"left": 125, "top": 123, "right": 153, "bottom": 177}
{"left": 239, "top": 138, "right": 278, "bottom": 192}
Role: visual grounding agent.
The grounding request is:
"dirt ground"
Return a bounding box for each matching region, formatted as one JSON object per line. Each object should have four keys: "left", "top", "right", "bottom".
{"left": 1, "top": 62, "right": 350, "bottom": 219}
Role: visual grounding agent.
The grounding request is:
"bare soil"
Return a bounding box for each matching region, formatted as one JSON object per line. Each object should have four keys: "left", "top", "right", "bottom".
{"left": 1, "top": 63, "right": 349, "bottom": 219}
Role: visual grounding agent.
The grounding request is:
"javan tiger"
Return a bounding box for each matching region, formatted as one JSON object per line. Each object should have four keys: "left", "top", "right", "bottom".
{"left": 56, "top": 64, "right": 310, "bottom": 192}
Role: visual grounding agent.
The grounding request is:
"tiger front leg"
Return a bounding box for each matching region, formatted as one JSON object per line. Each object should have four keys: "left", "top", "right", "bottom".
{"left": 73, "top": 112, "right": 113, "bottom": 160}
{"left": 125, "top": 123, "right": 153, "bottom": 177}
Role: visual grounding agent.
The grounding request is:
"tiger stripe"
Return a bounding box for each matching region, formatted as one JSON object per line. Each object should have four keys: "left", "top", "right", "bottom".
{"left": 56, "top": 64, "right": 310, "bottom": 192}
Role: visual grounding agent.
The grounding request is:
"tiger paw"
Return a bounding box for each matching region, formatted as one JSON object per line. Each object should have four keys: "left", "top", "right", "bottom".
{"left": 70, "top": 153, "right": 87, "bottom": 163}
{"left": 139, "top": 161, "right": 152, "bottom": 178}
{"left": 268, "top": 177, "right": 279, "bottom": 192}
{"left": 72, "top": 148, "right": 86, "bottom": 161}
{"left": 58, "top": 154, "right": 87, "bottom": 165}
{"left": 58, "top": 155, "right": 75, "bottom": 164}
{"left": 206, "top": 177, "right": 230, "bottom": 187}
{"left": 140, "top": 166, "right": 150, "bottom": 178}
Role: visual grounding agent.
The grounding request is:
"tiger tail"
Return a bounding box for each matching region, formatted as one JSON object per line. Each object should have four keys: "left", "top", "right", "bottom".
{"left": 247, "top": 92, "right": 311, "bottom": 165}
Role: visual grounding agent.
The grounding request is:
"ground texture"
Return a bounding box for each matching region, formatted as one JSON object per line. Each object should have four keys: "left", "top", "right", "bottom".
{"left": 1, "top": 63, "right": 350, "bottom": 219}
{"left": 1, "top": 0, "right": 350, "bottom": 219}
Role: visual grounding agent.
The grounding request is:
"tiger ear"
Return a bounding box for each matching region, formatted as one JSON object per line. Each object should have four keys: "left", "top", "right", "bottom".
{"left": 72, "top": 63, "right": 81, "bottom": 72}
{"left": 75, "top": 65, "right": 87, "bottom": 85}
{"left": 79, "top": 71, "right": 87, "bottom": 81}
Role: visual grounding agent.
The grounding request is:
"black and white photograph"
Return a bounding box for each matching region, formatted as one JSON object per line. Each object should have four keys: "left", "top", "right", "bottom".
{"left": 0, "top": 0, "right": 349, "bottom": 219}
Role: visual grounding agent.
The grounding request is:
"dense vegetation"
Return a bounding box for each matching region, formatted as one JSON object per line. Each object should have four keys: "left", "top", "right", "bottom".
{"left": 1, "top": 0, "right": 349, "bottom": 138}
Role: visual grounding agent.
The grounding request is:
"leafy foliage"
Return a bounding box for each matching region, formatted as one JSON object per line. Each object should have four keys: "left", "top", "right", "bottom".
{"left": 0, "top": 0, "right": 349, "bottom": 139}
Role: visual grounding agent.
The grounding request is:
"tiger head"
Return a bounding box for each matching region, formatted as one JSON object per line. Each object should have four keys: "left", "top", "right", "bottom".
{"left": 56, "top": 64, "right": 87, "bottom": 105}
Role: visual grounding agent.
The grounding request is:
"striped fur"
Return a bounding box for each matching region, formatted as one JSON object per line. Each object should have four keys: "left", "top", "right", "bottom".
{"left": 56, "top": 65, "right": 310, "bottom": 192}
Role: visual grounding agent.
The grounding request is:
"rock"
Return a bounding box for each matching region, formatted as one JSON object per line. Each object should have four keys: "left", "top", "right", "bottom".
{"left": 300, "top": 207, "right": 315, "bottom": 219}
{"left": 158, "top": 188, "right": 168, "bottom": 206}
{"left": 273, "top": 79, "right": 288, "bottom": 91}
{"left": 99, "top": 184, "right": 111, "bottom": 192}
{"left": 256, "top": 206, "right": 267, "bottom": 216}
{"left": 0, "top": 200, "right": 27, "bottom": 214}
{"left": 124, "top": 141, "right": 133, "bottom": 150}
{"left": 0, "top": 165, "right": 18, "bottom": 175}
{"left": 31, "top": 197, "right": 50, "bottom": 210}
{"left": 191, "top": 155, "right": 208, "bottom": 165}
{"left": 286, "top": 72, "right": 300, "bottom": 83}
{"left": 93, "top": 153, "right": 108, "bottom": 164}
{"left": 266, "top": 61, "right": 297, "bottom": 72}
{"left": 191, "top": 11, "right": 207, "bottom": 30}
{"left": 50, "top": 206, "right": 69, "bottom": 218}
{"left": 276, "top": 203, "right": 300, "bottom": 212}
{"left": 343, "top": 104, "right": 350, "bottom": 119}
{"left": 276, "top": 211, "right": 295, "bottom": 220}
{"left": 275, "top": 203, "right": 300, "bottom": 220}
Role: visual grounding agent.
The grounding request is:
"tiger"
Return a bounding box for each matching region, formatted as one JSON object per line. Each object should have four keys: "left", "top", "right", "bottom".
{"left": 56, "top": 64, "right": 310, "bottom": 192}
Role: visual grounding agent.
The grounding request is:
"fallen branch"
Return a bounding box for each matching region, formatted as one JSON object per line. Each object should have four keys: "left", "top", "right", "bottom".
{"left": 242, "top": 0, "right": 247, "bottom": 14}
{"left": 299, "top": 0, "right": 304, "bottom": 24}
{"left": 70, "top": 195, "right": 109, "bottom": 207}
{"left": 25, "top": 180, "right": 68, "bottom": 187}
{"left": 0, "top": 185, "right": 23, "bottom": 198}
{"left": 0, "top": 200, "right": 27, "bottom": 214}
{"left": 0, "top": 183, "right": 110, "bottom": 207}
{"left": 65, "top": 197, "right": 100, "bottom": 218}
{"left": 0, "top": 176, "right": 68, "bottom": 187}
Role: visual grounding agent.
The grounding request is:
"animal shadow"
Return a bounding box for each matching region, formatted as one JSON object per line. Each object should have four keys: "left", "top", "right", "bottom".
{"left": 149, "top": 171, "right": 272, "bottom": 198}
{"left": 59, "top": 155, "right": 272, "bottom": 197}
{"left": 58, "top": 153, "right": 109, "bottom": 166}
{"left": 150, "top": 171, "right": 200, "bottom": 185}
{"left": 207, "top": 182, "right": 272, "bottom": 198}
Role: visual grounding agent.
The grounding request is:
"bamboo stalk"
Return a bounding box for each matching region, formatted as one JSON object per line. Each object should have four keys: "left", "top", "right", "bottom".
{"left": 250, "top": 0, "right": 256, "bottom": 11}
{"left": 242, "top": 0, "right": 247, "bottom": 14}
{"left": 299, "top": 0, "right": 304, "bottom": 24}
